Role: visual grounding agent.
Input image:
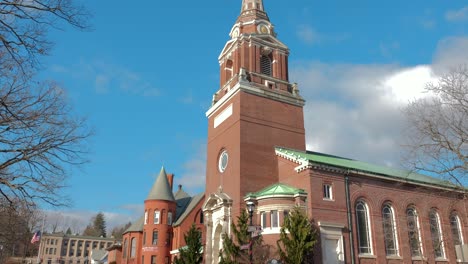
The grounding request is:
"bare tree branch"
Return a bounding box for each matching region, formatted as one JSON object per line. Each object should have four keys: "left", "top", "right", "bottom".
{"left": 403, "top": 64, "right": 468, "bottom": 187}
{"left": 0, "top": 0, "right": 91, "bottom": 72}
{"left": 0, "top": 71, "right": 92, "bottom": 208}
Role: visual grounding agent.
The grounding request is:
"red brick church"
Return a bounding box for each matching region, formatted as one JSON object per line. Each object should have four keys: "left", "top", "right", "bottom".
{"left": 120, "top": 1, "right": 468, "bottom": 263}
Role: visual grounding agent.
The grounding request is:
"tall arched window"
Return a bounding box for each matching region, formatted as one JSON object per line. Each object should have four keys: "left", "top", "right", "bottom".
{"left": 407, "top": 207, "right": 423, "bottom": 257}
{"left": 123, "top": 238, "right": 127, "bottom": 258}
{"left": 144, "top": 210, "right": 148, "bottom": 224}
{"left": 450, "top": 212, "right": 464, "bottom": 246}
{"left": 356, "top": 200, "right": 372, "bottom": 254}
{"left": 260, "top": 55, "right": 272, "bottom": 76}
{"left": 429, "top": 209, "right": 445, "bottom": 258}
{"left": 382, "top": 203, "right": 399, "bottom": 256}
{"left": 130, "top": 237, "right": 136, "bottom": 258}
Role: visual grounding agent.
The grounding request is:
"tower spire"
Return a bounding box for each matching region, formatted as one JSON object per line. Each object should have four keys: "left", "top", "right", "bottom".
{"left": 238, "top": 0, "right": 269, "bottom": 22}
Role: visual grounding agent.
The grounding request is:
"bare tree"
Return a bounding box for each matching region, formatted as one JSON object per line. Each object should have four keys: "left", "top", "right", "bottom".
{"left": 0, "top": 71, "right": 91, "bottom": 207}
{"left": 0, "top": 0, "right": 90, "bottom": 73}
{"left": 403, "top": 65, "right": 467, "bottom": 186}
{"left": 0, "top": 198, "right": 43, "bottom": 263}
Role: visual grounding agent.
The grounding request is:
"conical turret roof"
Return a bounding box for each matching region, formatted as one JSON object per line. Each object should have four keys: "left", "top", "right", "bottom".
{"left": 146, "top": 167, "right": 175, "bottom": 202}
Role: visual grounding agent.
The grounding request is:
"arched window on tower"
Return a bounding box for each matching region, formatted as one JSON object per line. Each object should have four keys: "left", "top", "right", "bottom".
{"left": 154, "top": 210, "right": 160, "bottom": 224}
{"left": 429, "top": 209, "right": 445, "bottom": 259}
{"left": 356, "top": 200, "right": 372, "bottom": 254}
{"left": 152, "top": 230, "right": 159, "bottom": 245}
{"left": 225, "top": 59, "right": 233, "bottom": 81}
{"left": 260, "top": 55, "right": 272, "bottom": 76}
{"left": 382, "top": 203, "right": 399, "bottom": 256}
{"left": 168, "top": 212, "right": 173, "bottom": 225}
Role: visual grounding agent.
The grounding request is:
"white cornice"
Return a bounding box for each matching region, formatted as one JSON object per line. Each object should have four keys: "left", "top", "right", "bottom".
{"left": 206, "top": 82, "right": 305, "bottom": 118}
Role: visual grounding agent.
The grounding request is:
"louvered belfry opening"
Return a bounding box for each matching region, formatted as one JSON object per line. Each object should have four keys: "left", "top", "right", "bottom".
{"left": 260, "top": 55, "right": 272, "bottom": 76}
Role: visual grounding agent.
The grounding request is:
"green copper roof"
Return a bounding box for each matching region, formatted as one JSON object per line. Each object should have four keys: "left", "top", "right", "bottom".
{"left": 246, "top": 183, "right": 306, "bottom": 198}
{"left": 146, "top": 167, "right": 175, "bottom": 202}
{"left": 275, "top": 147, "right": 456, "bottom": 188}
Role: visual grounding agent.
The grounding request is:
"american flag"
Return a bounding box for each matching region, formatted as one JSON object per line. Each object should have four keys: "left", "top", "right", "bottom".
{"left": 31, "top": 231, "right": 41, "bottom": 244}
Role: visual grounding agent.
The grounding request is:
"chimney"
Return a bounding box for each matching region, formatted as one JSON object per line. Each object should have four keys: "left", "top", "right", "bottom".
{"left": 167, "top": 173, "right": 174, "bottom": 190}
{"left": 178, "top": 184, "right": 182, "bottom": 191}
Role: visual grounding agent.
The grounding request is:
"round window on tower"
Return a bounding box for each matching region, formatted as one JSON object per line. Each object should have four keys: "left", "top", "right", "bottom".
{"left": 218, "top": 150, "right": 229, "bottom": 173}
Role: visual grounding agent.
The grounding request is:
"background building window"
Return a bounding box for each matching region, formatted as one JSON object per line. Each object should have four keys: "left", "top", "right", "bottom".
{"left": 151, "top": 255, "right": 156, "bottom": 264}
{"left": 154, "top": 210, "right": 160, "bottom": 224}
{"left": 356, "top": 200, "right": 372, "bottom": 254}
{"left": 144, "top": 210, "right": 148, "bottom": 224}
{"left": 406, "top": 207, "right": 423, "bottom": 257}
{"left": 271, "top": 210, "right": 279, "bottom": 228}
{"left": 143, "top": 231, "right": 146, "bottom": 245}
{"left": 323, "top": 184, "right": 332, "bottom": 200}
{"left": 130, "top": 238, "right": 136, "bottom": 258}
{"left": 152, "top": 230, "right": 159, "bottom": 245}
{"left": 429, "top": 209, "right": 445, "bottom": 258}
{"left": 450, "top": 213, "right": 464, "bottom": 246}
{"left": 382, "top": 204, "right": 399, "bottom": 256}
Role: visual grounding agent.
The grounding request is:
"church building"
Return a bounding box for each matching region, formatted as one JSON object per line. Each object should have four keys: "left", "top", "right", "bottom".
{"left": 122, "top": 1, "right": 468, "bottom": 263}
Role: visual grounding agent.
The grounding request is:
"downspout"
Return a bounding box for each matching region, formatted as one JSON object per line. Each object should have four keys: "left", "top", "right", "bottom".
{"left": 345, "top": 175, "right": 356, "bottom": 264}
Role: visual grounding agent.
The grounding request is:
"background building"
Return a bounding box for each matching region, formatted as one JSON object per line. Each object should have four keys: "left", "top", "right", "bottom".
{"left": 38, "top": 233, "right": 118, "bottom": 264}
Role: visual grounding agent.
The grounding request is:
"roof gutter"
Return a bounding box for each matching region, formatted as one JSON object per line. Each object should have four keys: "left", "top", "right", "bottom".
{"left": 345, "top": 175, "right": 355, "bottom": 264}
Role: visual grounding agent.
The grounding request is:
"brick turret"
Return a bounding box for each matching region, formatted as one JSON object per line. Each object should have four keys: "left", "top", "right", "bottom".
{"left": 142, "top": 167, "right": 176, "bottom": 264}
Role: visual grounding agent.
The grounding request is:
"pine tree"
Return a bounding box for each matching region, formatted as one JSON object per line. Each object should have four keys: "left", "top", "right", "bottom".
{"left": 94, "top": 212, "right": 107, "bottom": 237}
{"left": 277, "top": 207, "right": 318, "bottom": 264}
{"left": 219, "top": 210, "right": 270, "bottom": 264}
{"left": 174, "top": 224, "right": 203, "bottom": 264}
{"left": 82, "top": 212, "right": 107, "bottom": 237}
{"left": 66, "top": 227, "right": 72, "bottom": 235}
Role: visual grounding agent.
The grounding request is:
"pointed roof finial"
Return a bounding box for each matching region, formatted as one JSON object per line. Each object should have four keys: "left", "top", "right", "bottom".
{"left": 146, "top": 166, "right": 175, "bottom": 202}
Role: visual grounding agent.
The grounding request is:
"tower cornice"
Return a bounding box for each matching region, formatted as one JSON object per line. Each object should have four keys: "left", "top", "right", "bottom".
{"left": 206, "top": 79, "right": 305, "bottom": 118}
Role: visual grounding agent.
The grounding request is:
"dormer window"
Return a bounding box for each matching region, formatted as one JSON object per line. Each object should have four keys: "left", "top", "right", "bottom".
{"left": 260, "top": 55, "right": 272, "bottom": 76}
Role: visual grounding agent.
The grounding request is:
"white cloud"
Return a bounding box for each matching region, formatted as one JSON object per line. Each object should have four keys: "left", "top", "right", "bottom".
{"left": 445, "top": 6, "right": 468, "bottom": 22}
{"left": 176, "top": 141, "right": 206, "bottom": 193}
{"left": 291, "top": 36, "right": 468, "bottom": 168}
{"left": 55, "top": 59, "right": 160, "bottom": 97}
{"left": 296, "top": 25, "right": 349, "bottom": 45}
{"left": 297, "top": 25, "right": 321, "bottom": 44}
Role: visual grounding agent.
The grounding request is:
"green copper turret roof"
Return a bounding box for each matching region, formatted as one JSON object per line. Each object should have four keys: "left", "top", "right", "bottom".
{"left": 246, "top": 183, "right": 306, "bottom": 198}
{"left": 146, "top": 167, "right": 175, "bottom": 202}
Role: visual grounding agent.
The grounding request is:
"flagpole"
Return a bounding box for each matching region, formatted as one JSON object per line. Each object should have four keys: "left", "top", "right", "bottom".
{"left": 36, "top": 216, "right": 45, "bottom": 264}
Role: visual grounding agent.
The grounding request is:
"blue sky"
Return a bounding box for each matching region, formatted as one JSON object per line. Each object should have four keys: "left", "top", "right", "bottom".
{"left": 41, "top": 1, "right": 468, "bottom": 231}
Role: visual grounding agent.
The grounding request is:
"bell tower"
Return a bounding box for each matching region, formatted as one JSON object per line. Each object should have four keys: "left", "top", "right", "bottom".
{"left": 205, "top": 0, "right": 306, "bottom": 212}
